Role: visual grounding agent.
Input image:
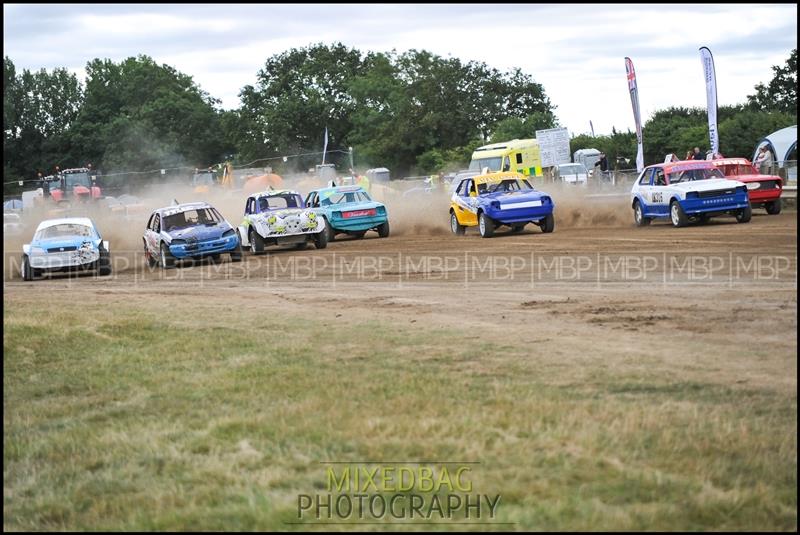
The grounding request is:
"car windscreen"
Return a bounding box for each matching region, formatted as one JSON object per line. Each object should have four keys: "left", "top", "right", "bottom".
{"left": 668, "top": 168, "right": 724, "bottom": 184}
{"left": 468, "top": 157, "right": 502, "bottom": 171}
{"left": 259, "top": 194, "right": 301, "bottom": 211}
{"left": 481, "top": 179, "right": 532, "bottom": 194}
{"left": 35, "top": 223, "right": 94, "bottom": 240}
{"left": 163, "top": 208, "right": 220, "bottom": 231}
{"left": 560, "top": 164, "right": 585, "bottom": 174}
{"left": 63, "top": 172, "right": 91, "bottom": 188}
{"left": 193, "top": 173, "right": 215, "bottom": 185}
{"left": 717, "top": 163, "right": 755, "bottom": 177}
{"left": 321, "top": 191, "right": 371, "bottom": 205}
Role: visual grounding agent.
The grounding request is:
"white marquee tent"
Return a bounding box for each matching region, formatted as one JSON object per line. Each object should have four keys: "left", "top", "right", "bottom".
{"left": 753, "top": 124, "right": 797, "bottom": 163}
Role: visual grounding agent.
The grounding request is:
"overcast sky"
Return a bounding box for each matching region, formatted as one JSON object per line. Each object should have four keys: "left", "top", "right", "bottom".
{"left": 4, "top": 3, "right": 797, "bottom": 137}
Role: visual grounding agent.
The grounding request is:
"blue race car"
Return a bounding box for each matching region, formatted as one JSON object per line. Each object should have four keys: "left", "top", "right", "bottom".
{"left": 450, "top": 172, "right": 555, "bottom": 237}
{"left": 304, "top": 185, "right": 390, "bottom": 241}
{"left": 143, "top": 201, "right": 243, "bottom": 268}
{"left": 21, "top": 217, "right": 111, "bottom": 280}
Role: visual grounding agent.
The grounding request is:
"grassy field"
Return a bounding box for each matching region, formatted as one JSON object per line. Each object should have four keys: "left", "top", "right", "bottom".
{"left": 3, "top": 291, "right": 797, "bottom": 531}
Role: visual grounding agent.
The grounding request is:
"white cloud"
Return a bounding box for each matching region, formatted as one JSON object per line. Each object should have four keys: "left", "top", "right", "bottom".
{"left": 3, "top": 3, "right": 797, "bottom": 137}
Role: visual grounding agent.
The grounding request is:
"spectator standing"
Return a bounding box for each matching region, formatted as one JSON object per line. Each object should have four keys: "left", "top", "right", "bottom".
{"left": 594, "top": 153, "right": 610, "bottom": 182}
{"left": 754, "top": 146, "right": 774, "bottom": 174}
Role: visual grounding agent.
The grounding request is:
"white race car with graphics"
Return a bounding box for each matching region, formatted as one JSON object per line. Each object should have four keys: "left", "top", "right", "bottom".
{"left": 237, "top": 190, "right": 328, "bottom": 253}
{"left": 630, "top": 160, "right": 751, "bottom": 227}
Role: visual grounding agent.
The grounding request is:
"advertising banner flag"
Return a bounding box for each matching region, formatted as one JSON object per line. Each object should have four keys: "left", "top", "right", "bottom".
{"left": 624, "top": 57, "right": 644, "bottom": 172}
{"left": 699, "top": 46, "right": 719, "bottom": 156}
{"left": 322, "top": 127, "right": 329, "bottom": 164}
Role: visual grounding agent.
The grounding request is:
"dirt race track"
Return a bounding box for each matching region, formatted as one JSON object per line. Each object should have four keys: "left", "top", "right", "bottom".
{"left": 3, "top": 200, "right": 797, "bottom": 530}
{"left": 4, "top": 207, "right": 797, "bottom": 373}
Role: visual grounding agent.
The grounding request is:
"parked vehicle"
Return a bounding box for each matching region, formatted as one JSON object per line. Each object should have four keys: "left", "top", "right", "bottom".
{"left": 556, "top": 163, "right": 589, "bottom": 185}
{"left": 710, "top": 157, "right": 783, "bottom": 215}
{"left": 469, "top": 139, "right": 543, "bottom": 177}
{"left": 4, "top": 212, "right": 25, "bottom": 237}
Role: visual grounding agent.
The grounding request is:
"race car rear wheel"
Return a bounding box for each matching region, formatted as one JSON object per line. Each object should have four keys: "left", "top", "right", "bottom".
{"left": 670, "top": 201, "right": 689, "bottom": 228}
{"left": 160, "top": 243, "right": 176, "bottom": 269}
{"left": 765, "top": 198, "right": 781, "bottom": 215}
{"left": 478, "top": 212, "right": 495, "bottom": 238}
{"left": 633, "top": 201, "right": 651, "bottom": 227}
{"left": 314, "top": 228, "right": 328, "bottom": 249}
{"left": 736, "top": 204, "right": 752, "bottom": 223}
{"left": 249, "top": 228, "right": 265, "bottom": 255}
{"left": 450, "top": 212, "right": 465, "bottom": 235}
{"left": 540, "top": 213, "right": 555, "bottom": 234}
{"left": 377, "top": 221, "right": 390, "bottom": 238}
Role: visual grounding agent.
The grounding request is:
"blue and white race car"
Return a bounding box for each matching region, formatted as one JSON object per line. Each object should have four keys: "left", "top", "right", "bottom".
{"left": 450, "top": 171, "right": 555, "bottom": 237}
{"left": 630, "top": 160, "right": 751, "bottom": 227}
{"left": 143, "top": 201, "right": 242, "bottom": 268}
{"left": 21, "top": 217, "right": 111, "bottom": 280}
{"left": 304, "top": 185, "right": 389, "bottom": 241}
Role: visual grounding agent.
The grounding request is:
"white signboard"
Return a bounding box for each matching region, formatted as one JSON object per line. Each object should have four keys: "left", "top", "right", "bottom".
{"left": 536, "top": 127, "right": 571, "bottom": 168}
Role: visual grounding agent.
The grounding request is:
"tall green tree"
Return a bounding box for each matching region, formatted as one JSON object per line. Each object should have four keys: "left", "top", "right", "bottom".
{"left": 65, "top": 55, "right": 224, "bottom": 176}
{"left": 348, "top": 49, "right": 556, "bottom": 174}
{"left": 747, "top": 49, "right": 797, "bottom": 116}
{"left": 489, "top": 112, "right": 559, "bottom": 143}
{"left": 3, "top": 56, "right": 83, "bottom": 182}
{"left": 237, "top": 42, "right": 366, "bottom": 168}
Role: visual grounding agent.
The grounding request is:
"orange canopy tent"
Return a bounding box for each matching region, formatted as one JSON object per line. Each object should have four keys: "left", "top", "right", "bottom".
{"left": 242, "top": 173, "right": 284, "bottom": 194}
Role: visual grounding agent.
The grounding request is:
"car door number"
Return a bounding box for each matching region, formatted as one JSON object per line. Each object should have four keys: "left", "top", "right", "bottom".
{"left": 651, "top": 192, "right": 663, "bottom": 203}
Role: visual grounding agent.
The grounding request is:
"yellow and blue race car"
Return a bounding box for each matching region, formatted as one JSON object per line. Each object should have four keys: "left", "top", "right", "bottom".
{"left": 449, "top": 172, "right": 555, "bottom": 237}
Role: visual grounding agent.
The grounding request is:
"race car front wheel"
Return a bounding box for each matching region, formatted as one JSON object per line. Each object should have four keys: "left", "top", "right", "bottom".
{"left": 98, "top": 247, "right": 112, "bottom": 276}
{"left": 540, "top": 213, "right": 555, "bottom": 234}
{"left": 230, "top": 242, "right": 243, "bottom": 262}
{"left": 450, "top": 212, "right": 465, "bottom": 235}
{"left": 21, "top": 255, "right": 36, "bottom": 281}
{"left": 249, "top": 229, "right": 265, "bottom": 255}
{"left": 735, "top": 204, "right": 752, "bottom": 224}
{"left": 670, "top": 201, "right": 689, "bottom": 228}
{"left": 145, "top": 241, "right": 157, "bottom": 268}
{"left": 314, "top": 229, "right": 328, "bottom": 249}
{"left": 478, "top": 212, "right": 495, "bottom": 238}
{"left": 633, "top": 201, "right": 651, "bottom": 227}
{"left": 160, "top": 243, "right": 176, "bottom": 269}
{"left": 765, "top": 199, "right": 781, "bottom": 215}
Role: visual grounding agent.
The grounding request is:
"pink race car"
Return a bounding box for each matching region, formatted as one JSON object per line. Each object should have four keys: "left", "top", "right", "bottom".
{"left": 710, "top": 157, "right": 783, "bottom": 215}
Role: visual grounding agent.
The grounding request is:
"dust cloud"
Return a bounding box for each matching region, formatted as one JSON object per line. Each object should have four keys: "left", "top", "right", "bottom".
{"left": 3, "top": 176, "right": 630, "bottom": 280}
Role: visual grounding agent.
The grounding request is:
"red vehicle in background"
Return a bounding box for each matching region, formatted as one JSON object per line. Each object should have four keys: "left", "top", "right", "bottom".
{"left": 47, "top": 167, "right": 102, "bottom": 205}
{"left": 710, "top": 157, "right": 783, "bottom": 215}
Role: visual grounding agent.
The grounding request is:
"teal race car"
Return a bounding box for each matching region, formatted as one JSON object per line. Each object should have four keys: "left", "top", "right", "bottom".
{"left": 304, "top": 185, "right": 390, "bottom": 241}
